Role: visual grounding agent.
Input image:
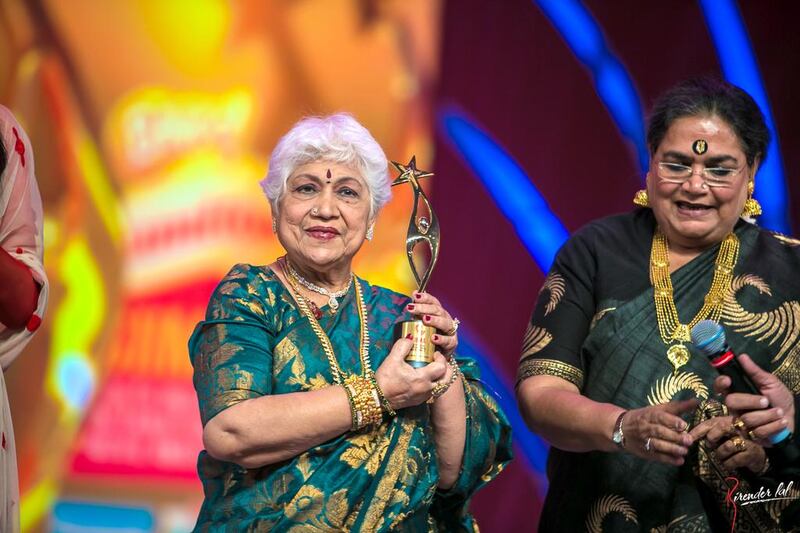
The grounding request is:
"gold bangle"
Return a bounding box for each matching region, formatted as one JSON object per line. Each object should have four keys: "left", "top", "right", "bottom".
{"left": 371, "top": 376, "right": 396, "bottom": 417}
{"left": 342, "top": 382, "right": 360, "bottom": 430}
{"left": 431, "top": 358, "right": 461, "bottom": 399}
{"left": 344, "top": 374, "right": 383, "bottom": 429}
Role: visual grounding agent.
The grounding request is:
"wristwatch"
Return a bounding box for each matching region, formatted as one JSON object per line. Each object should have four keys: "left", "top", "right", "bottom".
{"left": 612, "top": 411, "right": 628, "bottom": 450}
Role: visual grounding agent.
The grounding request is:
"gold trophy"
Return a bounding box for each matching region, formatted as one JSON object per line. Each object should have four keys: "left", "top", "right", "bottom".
{"left": 391, "top": 156, "right": 440, "bottom": 368}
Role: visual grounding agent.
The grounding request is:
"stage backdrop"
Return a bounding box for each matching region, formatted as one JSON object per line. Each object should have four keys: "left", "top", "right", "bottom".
{"left": 2, "top": 0, "right": 799, "bottom": 532}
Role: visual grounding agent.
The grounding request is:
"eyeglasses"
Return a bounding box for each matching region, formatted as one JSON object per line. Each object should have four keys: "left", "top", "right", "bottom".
{"left": 656, "top": 162, "right": 745, "bottom": 188}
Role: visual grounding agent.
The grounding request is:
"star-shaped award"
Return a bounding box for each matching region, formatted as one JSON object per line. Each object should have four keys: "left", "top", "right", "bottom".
{"left": 391, "top": 156, "right": 434, "bottom": 191}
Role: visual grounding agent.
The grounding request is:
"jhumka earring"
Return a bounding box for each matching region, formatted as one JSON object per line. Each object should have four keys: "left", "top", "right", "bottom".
{"left": 741, "top": 180, "right": 762, "bottom": 218}
{"left": 366, "top": 225, "right": 374, "bottom": 241}
{"left": 633, "top": 189, "right": 650, "bottom": 208}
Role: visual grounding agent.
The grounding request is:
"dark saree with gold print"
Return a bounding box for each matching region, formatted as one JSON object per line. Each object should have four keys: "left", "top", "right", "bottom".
{"left": 190, "top": 264, "right": 512, "bottom": 532}
{"left": 517, "top": 209, "right": 800, "bottom": 532}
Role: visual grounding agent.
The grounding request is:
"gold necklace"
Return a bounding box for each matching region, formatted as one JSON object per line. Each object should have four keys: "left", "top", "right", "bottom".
{"left": 650, "top": 229, "right": 739, "bottom": 374}
{"left": 280, "top": 257, "right": 372, "bottom": 385}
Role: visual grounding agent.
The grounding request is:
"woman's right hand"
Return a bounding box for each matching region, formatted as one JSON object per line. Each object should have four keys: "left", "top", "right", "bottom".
{"left": 619, "top": 399, "right": 698, "bottom": 465}
{"left": 375, "top": 335, "right": 447, "bottom": 410}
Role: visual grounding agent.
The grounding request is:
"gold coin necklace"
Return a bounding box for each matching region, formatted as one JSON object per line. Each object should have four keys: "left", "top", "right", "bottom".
{"left": 280, "top": 257, "right": 371, "bottom": 385}
{"left": 650, "top": 229, "right": 739, "bottom": 374}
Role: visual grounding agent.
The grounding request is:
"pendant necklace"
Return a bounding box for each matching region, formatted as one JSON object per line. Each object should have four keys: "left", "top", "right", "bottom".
{"left": 649, "top": 229, "right": 739, "bottom": 374}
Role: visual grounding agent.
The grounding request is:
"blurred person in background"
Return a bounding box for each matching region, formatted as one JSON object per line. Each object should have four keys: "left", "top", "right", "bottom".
{"left": 0, "top": 105, "right": 48, "bottom": 533}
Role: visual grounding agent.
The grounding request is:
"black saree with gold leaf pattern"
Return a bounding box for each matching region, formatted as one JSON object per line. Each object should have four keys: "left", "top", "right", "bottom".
{"left": 518, "top": 209, "right": 800, "bottom": 532}
{"left": 189, "top": 264, "right": 512, "bottom": 532}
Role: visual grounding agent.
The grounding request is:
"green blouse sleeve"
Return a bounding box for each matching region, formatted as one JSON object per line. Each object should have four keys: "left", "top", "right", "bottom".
{"left": 432, "top": 357, "right": 513, "bottom": 530}
{"left": 189, "top": 264, "right": 275, "bottom": 426}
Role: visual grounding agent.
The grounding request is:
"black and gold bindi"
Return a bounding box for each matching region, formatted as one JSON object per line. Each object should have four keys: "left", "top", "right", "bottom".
{"left": 692, "top": 139, "right": 708, "bottom": 155}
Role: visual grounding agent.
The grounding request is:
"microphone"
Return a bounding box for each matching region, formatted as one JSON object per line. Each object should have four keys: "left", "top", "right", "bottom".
{"left": 690, "top": 320, "right": 792, "bottom": 445}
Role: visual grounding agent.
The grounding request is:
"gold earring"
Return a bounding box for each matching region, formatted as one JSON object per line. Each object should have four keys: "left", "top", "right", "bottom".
{"left": 741, "top": 180, "right": 762, "bottom": 218}
{"left": 633, "top": 189, "right": 650, "bottom": 208}
{"left": 272, "top": 219, "right": 277, "bottom": 233}
{"left": 366, "top": 225, "right": 374, "bottom": 241}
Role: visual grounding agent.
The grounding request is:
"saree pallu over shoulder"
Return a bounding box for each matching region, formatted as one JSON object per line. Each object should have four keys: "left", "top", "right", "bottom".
{"left": 190, "top": 264, "right": 512, "bottom": 531}
{"left": 537, "top": 218, "right": 800, "bottom": 532}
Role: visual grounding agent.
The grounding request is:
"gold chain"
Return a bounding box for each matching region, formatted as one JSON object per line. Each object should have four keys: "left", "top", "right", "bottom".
{"left": 650, "top": 229, "right": 739, "bottom": 372}
{"left": 280, "top": 257, "right": 372, "bottom": 385}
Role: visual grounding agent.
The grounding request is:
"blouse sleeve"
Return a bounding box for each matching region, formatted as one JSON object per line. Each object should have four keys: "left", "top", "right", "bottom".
{"left": 516, "top": 227, "right": 598, "bottom": 390}
{"left": 0, "top": 107, "right": 49, "bottom": 369}
{"left": 189, "top": 264, "right": 275, "bottom": 426}
{"left": 431, "top": 356, "right": 513, "bottom": 529}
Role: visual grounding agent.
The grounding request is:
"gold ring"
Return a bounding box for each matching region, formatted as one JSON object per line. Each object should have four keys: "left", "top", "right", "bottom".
{"left": 748, "top": 429, "right": 758, "bottom": 441}
{"left": 731, "top": 436, "right": 747, "bottom": 452}
{"left": 732, "top": 418, "right": 746, "bottom": 432}
{"left": 445, "top": 318, "right": 460, "bottom": 336}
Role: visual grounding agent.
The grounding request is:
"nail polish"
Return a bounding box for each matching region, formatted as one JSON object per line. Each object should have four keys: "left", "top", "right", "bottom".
{"left": 433, "top": 334, "right": 439, "bottom": 341}
{"left": 407, "top": 304, "right": 415, "bottom": 310}
{"left": 424, "top": 315, "right": 431, "bottom": 322}
{"left": 405, "top": 333, "right": 413, "bottom": 340}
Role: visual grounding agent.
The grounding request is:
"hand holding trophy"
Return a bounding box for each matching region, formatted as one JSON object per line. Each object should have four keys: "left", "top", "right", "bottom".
{"left": 391, "top": 156, "right": 440, "bottom": 368}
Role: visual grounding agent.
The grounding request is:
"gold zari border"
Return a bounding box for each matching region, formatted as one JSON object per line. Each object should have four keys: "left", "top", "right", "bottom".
{"left": 517, "top": 358, "right": 584, "bottom": 389}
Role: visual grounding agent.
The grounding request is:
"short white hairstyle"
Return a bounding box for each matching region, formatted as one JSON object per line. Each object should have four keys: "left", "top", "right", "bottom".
{"left": 260, "top": 113, "right": 391, "bottom": 217}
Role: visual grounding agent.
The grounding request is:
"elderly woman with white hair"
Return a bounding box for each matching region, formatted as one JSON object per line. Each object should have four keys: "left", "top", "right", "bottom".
{"left": 189, "top": 113, "right": 512, "bottom": 532}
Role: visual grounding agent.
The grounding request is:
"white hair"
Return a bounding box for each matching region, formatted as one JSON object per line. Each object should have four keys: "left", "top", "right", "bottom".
{"left": 260, "top": 113, "right": 391, "bottom": 217}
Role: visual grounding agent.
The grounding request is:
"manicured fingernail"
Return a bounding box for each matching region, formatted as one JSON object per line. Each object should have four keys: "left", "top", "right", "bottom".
{"left": 777, "top": 408, "right": 784, "bottom": 417}
{"left": 407, "top": 304, "right": 415, "bottom": 310}
{"left": 414, "top": 292, "right": 422, "bottom": 299}
{"left": 405, "top": 334, "right": 413, "bottom": 340}
{"left": 433, "top": 334, "right": 439, "bottom": 341}
{"left": 760, "top": 397, "right": 769, "bottom": 408}
{"left": 424, "top": 315, "right": 431, "bottom": 322}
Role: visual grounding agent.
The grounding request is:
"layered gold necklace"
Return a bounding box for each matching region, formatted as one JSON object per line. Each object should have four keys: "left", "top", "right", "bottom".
{"left": 280, "top": 256, "right": 371, "bottom": 385}
{"left": 650, "top": 229, "right": 739, "bottom": 374}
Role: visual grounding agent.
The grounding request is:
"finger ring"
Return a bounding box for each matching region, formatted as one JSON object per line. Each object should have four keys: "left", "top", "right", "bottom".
{"left": 644, "top": 437, "right": 652, "bottom": 452}
{"left": 748, "top": 429, "right": 757, "bottom": 441}
{"left": 732, "top": 436, "right": 747, "bottom": 452}
{"left": 732, "top": 418, "right": 746, "bottom": 431}
{"left": 445, "top": 317, "right": 460, "bottom": 336}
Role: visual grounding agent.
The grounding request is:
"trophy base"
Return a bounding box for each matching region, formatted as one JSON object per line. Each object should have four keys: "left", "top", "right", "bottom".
{"left": 395, "top": 320, "right": 435, "bottom": 368}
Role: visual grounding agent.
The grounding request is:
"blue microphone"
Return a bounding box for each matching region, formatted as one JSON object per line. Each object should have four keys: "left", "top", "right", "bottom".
{"left": 691, "top": 320, "right": 792, "bottom": 445}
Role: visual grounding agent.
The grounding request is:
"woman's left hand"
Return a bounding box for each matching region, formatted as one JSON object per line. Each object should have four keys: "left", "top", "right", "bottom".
{"left": 690, "top": 415, "right": 767, "bottom": 473}
{"left": 713, "top": 354, "right": 795, "bottom": 444}
{"left": 406, "top": 292, "right": 459, "bottom": 357}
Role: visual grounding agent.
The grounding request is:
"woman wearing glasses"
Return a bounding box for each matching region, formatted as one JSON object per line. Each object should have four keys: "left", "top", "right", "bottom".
{"left": 517, "top": 78, "right": 799, "bottom": 531}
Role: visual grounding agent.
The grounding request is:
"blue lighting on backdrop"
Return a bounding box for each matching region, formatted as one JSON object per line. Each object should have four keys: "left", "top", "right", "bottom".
{"left": 534, "top": 0, "right": 649, "bottom": 175}
{"left": 699, "top": 0, "right": 791, "bottom": 233}
{"left": 440, "top": 109, "right": 569, "bottom": 272}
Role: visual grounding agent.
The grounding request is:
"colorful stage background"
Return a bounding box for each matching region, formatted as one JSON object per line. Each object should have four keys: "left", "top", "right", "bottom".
{"left": 2, "top": 1, "right": 798, "bottom": 531}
